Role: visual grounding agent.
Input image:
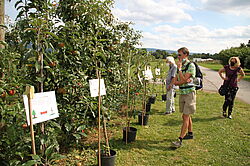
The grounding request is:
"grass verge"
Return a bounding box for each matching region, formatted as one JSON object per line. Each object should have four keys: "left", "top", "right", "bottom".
{"left": 55, "top": 89, "right": 250, "bottom": 166}
{"left": 198, "top": 62, "right": 250, "bottom": 82}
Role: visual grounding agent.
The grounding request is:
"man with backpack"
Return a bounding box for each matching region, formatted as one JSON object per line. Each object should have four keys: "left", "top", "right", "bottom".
{"left": 171, "top": 47, "right": 197, "bottom": 148}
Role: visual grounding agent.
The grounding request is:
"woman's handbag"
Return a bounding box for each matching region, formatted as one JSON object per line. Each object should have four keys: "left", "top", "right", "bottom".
{"left": 218, "top": 85, "right": 229, "bottom": 96}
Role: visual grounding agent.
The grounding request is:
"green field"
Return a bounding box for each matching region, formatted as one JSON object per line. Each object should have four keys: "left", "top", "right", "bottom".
{"left": 198, "top": 62, "right": 250, "bottom": 82}
{"left": 56, "top": 87, "right": 250, "bottom": 166}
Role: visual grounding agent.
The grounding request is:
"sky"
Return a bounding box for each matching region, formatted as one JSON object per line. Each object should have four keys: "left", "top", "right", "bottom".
{"left": 5, "top": 0, "right": 250, "bottom": 54}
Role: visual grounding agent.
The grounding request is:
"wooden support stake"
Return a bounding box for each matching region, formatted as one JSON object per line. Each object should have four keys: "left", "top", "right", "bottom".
{"left": 25, "top": 86, "right": 37, "bottom": 166}
{"left": 102, "top": 115, "right": 110, "bottom": 156}
{"left": 126, "top": 57, "right": 131, "bottom": 144}
{"left": 142, "top": 80, "right": 147, "bottom": 127}
{"left": 98, "top": 71, "right": 101, "bottom": 166}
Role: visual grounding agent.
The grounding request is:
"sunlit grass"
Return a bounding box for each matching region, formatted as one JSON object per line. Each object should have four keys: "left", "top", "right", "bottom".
{"left": 57, "top": 87, "right": 250, "bottom": 166}
{"left": 111, "top": 90, "right": 250, "bottom": 166}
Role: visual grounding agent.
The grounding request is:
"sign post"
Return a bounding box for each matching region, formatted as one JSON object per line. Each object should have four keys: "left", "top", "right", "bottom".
{"left": 23, "top": 89, "right": 59, "bottom": 166}
{"left": 89, "top": 76, "right": 107, "bottom": 166}
{"left": 98, "top": 74, "right": 101, "bottom": 166}
{"left": 24, "top": 86, "right": 37, "bottom": 166}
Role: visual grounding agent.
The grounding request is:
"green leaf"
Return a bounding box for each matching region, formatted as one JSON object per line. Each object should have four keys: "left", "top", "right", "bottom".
{"left": 16, "top": 5, "right": 24, "bottom": 11}
{"left": 31, "top": 154, "right": 41, "bottom": 161}
{"left": 45, "top": 145, "right": 54, "bottom": 157}
{"left": 22, "top": 160, "right": 37, "bottom": 166}
{"left": 0, "top": 88, "right": 4, "bottom": 93}
{"left": 98, "top": 39, "right": 109, "bottom": 42}
{"left": 65, "top": 123, "right": 72, "bottom": 132}
{"left": 50, "top": 153, "right": 66, "bottom": 162}
{"left": 50, "top": 121, "right": 61, "bottom": 129}
{"left": 77, "top": 125, "right": 86, "bottom": 131}
{"left": 79, "top": 132, "right": 88, "bottom": 137}
{"left": 15, "top": 152, "right": 24, "bottom": 160}
{"left": 16, "top": 10, "right": 25, "bottom": 18}
{"left": 9, "top": 160, "right": 21, "bottom": 166}
{"left": 35, "top": 61, "right": 40, "bottom": 72}
{"left": 44, "top": 32, "right": 59, "bottom": 40}
{"left": 36, "top": 77, "right": 45, "bottom": 83}
{"left": 0, "top": 24, "right": 8, "bottom": 29}
{"left": 40, "top": 138, "right": 45, "bottom": 145}
{"left": 15, "top": 0, "right": 23, "bottom": 8}
{"left": 24, "top": 28, "right": 38, "bottom": 33}
{"left": 73, "top": 133, "right": 81, "bottom": 140}
{"left": 0, "top": 41, "right": 8, "bottom": 47}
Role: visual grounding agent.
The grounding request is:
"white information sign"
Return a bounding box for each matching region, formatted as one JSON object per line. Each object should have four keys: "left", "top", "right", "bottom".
{"left": 89, "top": 79, "right": 106, "bottom": 97}
{"left": 155, "top": 68, "right": 161, "bottom": 75}
{"left": 23, "top": 91, "right": 59, "bottom": 125}
{"left": 143, "top": 69, "right": 153, "bottom": 80}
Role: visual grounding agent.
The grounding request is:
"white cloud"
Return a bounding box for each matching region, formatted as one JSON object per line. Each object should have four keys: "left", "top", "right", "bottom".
{"left": 140, "top": 25, "right": 250, "bottom": 53}
{"left": 113, "top": 0, "right": 250, "bottom": 53}
{"left": 201, "top": 0, "right": 250, "bottom": 17}
{"left": 113, "top": 0, "right": 193, "bottom": 26}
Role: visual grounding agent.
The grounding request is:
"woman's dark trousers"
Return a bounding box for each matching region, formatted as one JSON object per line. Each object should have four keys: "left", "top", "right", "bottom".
{"left": 223, "top": 87, "right": 238, "bottom": 116}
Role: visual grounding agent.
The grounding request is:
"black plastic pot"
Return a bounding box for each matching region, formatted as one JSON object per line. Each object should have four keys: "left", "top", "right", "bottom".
{"left": 146, "top": 103, "right": 151, "bottom": 112}
{"left": 138, "top": 112, "right": 149, "bottom": 125}
{"left": 122, "top": 127, "right": 137, "bottom": 143}
{"left": 148, "top": 95, "right": 156, "bottom": 104}
{"left": 161, "top": 94, "right": 167, "bottom": 101}
{"left": 98, "top": 149, "right": 116, "bottom": 166}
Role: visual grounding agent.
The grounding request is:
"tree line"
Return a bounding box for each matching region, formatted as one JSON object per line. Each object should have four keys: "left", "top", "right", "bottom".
{"left": 150, "top": 40, "right": 250, "bottom": 69}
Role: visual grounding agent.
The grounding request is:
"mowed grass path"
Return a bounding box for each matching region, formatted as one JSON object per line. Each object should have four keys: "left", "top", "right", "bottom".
{"left": 109, "top": 90, "right": 250, "bottom": 166}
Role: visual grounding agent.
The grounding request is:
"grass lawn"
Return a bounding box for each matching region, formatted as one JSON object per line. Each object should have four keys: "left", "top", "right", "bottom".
{"left": 56, "top": 87, "right": 250, "bottom": 166}
{"left": 198, "top": 62, "right": 250, "bottom": 82}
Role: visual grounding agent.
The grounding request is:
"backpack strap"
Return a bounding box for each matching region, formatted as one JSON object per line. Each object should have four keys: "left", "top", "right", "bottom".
{"left": 182, "top": 62, "right": 191, "bottom": 72}
{"left": 179, "top": 62, "right": 194, "bottom": 89}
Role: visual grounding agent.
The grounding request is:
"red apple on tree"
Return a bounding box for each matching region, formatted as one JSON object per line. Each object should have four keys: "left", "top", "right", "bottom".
{"left": 8, "top": 89, "right": 16, "bottom": 96}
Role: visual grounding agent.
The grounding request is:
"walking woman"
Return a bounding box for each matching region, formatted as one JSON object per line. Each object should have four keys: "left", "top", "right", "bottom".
{"left": 218, "top": 57, "right": 245, "bottom": 119}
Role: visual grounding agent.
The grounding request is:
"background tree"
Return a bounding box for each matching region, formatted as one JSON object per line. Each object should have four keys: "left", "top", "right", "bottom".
{"left": 0, "top": 0, "right": 5, "bottom": 48}
{"left": 1, "top": 0, "right": 143, "bottom": 164}
{"left": 217, "top": 42, "right": 250, "bottom": 69}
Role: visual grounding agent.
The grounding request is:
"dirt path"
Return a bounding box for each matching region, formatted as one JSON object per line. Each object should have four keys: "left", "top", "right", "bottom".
{"left": 200, "top": 66, "right": 250, "bottom": 104}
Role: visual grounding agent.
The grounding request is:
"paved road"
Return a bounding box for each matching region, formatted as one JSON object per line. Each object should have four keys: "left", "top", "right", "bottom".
{"left": 200, "top": 66, "right": 250, "bottom": 104}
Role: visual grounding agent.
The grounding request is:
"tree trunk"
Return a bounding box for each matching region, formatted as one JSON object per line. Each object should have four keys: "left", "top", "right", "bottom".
{"left": 0, "top": 0, "right": 5, "bottom": 49}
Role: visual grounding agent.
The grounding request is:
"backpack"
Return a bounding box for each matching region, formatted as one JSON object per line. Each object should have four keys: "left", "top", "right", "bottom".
{"left": 182, "top": 62, "right": 203, "bottom": 90}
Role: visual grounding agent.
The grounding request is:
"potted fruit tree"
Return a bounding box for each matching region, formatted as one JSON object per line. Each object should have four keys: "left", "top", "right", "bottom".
{"left": 138, "top": 52, "right": 154, "bottom": 125}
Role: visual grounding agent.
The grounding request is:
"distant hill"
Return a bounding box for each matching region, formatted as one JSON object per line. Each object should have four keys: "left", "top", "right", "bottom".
{"left": 144, "top": 48, "right": 200, "bottom": 55}
{"left": 144, "top": 48, "right": 177, "bottom": 54}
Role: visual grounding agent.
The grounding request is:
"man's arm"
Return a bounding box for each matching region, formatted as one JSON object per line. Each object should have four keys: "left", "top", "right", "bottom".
{"left": 174, "top": 71, "right": 192, "bottom": 86}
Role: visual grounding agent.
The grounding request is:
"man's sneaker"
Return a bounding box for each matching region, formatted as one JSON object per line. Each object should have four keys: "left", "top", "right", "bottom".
{"left": 228, "top": 115, "right": 232, "bottom": 119}
{"left": 171, "top": 140, "right": 182, "bottom": 148}
{"left": 222, "top": 112, "right": 227, "bottom": 118}
{"left": 183, "top": 134, "right": 194, "bottom": 140}
{"left": 164, "top": 112, "right": 171, "bottom": 115}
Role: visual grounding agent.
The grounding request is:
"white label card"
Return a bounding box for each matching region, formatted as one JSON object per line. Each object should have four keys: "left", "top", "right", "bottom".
{"left": 89, "top": 79, "right": 106, "bottom": 97}
{"left": 143, "top": 69, "right": 153, "bottom": 80}
{"left": 155, "top": 68, "right": 161, "bottom": 75}
{"left": 23, "top": 91, "right": 59, "bottom": 125}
